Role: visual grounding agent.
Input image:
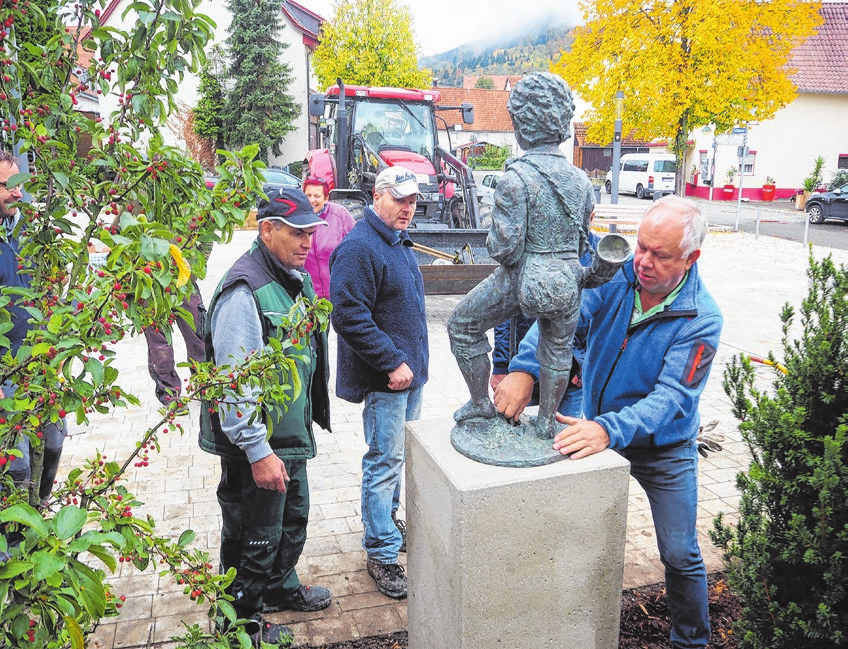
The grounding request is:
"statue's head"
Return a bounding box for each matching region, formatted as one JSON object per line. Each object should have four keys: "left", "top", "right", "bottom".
{"left": 508, "top": 72, "right": 575, "bottom": 150}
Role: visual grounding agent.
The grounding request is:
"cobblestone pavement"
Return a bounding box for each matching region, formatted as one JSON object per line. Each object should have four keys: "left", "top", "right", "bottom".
{"left": 78, "top": 199, "right": 848, "bottom": 648}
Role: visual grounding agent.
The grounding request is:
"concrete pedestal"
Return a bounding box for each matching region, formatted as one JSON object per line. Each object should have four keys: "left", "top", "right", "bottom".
{"left": 406, "top": 418, "right": 630, "bottom": 649}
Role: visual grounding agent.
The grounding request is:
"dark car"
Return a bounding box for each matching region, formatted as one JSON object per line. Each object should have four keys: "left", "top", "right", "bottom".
{"left": 204, "top": 168, "right": 301, "bottom": 193}
{"left": 261, "top": 167, "right": 301, "bottom": 193}
{"left": 807, "top": 183, "right": 848, "bottom": 224}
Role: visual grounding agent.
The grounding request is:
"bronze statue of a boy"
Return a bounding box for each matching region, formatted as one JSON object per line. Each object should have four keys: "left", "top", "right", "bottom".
{"left": 447, "top": 72, "right": 628, "bottom": 465}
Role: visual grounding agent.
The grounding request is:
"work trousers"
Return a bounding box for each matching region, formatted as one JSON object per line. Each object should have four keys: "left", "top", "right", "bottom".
{"left": 217, "top": 456, "right": 308, "bottom": 621}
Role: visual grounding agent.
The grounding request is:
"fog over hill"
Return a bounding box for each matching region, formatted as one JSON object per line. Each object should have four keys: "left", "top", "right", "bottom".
{"left": 420, "top": 15, "right": 575, "bottom": 87}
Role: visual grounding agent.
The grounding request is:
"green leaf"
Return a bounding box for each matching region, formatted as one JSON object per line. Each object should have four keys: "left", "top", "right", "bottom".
{"left": 177, "top": 529, "right": 195, "bottom": 547}
{"left": 31, "top": 342, "right": 52, "bottom": 357}
{"left": 0, "top": 504, "right": 49, "bottom": 538}
{"left": 85, "top": 544, "right": 118, "bottom": 572}
{"left": 32, "top": 551, "right": 66, "bottom": 581}
{"left": 140, "top": 234, "right": 171, "bottom": 260}
{"left": 53, "top": 505, "right": 87, "bottom": 540}
{"left": 5, "top": 172, "right": 31, "bottom": 189}
{"left": 119, "top": 212, "right": 140, "bottom": 230}
{"left": 67, "top": 560, "right": 107, "bottom": 618}
{"left": 65, "top": 616, "right": 86, "bottom": 649}
{"left": 52, "top": 172, "right": 70, "bottom": 190}
{"left": 0, "top": 560, "right": 33, "bottom": 579}
{"left": 217, "top": 599, "right": 238, "bottom": 623}
{"left": 85, "top": 357, "right": 104, "bottom": 388}
{"left": 54, "top": 593, "right": 79, "bottom": 616}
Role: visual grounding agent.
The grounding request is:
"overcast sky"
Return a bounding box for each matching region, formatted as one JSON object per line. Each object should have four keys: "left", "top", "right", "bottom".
{"left": 304, "top": 0, "right": 582, "bottom": 57}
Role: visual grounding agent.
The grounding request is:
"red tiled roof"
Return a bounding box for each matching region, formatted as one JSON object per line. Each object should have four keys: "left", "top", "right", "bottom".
{"left": 435, "top": 87, "right": 513, "bottom": 132}
{"left": 790, "top": 2, "right": 848, "bottom": 94}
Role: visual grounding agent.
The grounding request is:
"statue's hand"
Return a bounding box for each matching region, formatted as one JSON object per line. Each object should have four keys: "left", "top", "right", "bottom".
{"left": 493, "top": 371, "right": 534, "bottom": 420}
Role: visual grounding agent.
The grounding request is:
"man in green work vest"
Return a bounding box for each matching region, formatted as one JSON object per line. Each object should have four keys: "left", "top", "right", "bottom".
{"left": 200, "top": 187, "right": 332, "bottom": 644}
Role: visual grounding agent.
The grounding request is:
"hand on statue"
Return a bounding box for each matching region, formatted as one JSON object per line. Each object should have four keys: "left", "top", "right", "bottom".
{"left": 492, "top": 371, "right": 534, "bottom": 420}
{"left": 388, "top": 362, "right": 413, "bottom": 391}
{"left": 552, "top": 416, "right": 611, "bottom": 459}
{"left": 251, "top": 453, "right": 290, "bottom": 493}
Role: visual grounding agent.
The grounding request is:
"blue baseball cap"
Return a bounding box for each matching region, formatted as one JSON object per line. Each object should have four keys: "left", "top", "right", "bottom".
{"left": 257, "top": 187, "right": 328, "bottom": 228}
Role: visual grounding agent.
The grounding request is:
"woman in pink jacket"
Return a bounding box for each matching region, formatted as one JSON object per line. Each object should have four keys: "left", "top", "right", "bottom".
{"left": 302, "top": 177, "right": 357, "bottom": 300}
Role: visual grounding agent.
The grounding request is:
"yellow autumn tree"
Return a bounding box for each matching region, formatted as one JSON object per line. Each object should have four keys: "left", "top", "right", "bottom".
{"left": 313, "top": 0, "right": 432, "bottom": 90}
{"left": 551, "top": 0, "right": 823, "bottom": 193}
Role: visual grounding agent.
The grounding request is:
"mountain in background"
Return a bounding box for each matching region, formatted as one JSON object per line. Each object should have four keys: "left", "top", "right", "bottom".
{"left": 420, "top": 17, "right": 574, "bottom": 88}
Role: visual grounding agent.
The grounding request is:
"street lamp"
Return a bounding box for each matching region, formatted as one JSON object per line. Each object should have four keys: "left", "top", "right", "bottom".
{"left": 611, "top": 91, "right": 624, "bottom": 205}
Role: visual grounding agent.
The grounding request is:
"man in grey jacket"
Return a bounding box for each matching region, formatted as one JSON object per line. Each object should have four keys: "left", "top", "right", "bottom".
{"left": 199, "top": 187, "right": 332, "bottom": 645}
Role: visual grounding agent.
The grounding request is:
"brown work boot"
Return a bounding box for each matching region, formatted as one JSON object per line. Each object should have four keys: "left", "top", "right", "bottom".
{"left": 367, "top": 558, "right": 407, "bottom": 599}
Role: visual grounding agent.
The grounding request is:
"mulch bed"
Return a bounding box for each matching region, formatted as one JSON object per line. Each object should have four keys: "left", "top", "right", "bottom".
{"left": 301, "top": 572, "right": 741, "bottom": 649}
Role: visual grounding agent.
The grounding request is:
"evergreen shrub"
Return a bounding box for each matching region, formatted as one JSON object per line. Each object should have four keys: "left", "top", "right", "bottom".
{"left": 713, "top": 253, "right": 848, "bottom": 648}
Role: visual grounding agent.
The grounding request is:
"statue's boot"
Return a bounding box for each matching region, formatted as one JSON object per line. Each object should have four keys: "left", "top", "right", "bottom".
{"left": 534, "top": 365, "right": 571, "bottom": 440}
{"left": 453, "top": 353, "right": 498, "bottom": 422}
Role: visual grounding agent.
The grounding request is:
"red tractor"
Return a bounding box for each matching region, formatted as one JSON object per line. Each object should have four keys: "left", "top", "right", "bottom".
{"left": 306, "top": 80, "right": 482, "bottom": 233}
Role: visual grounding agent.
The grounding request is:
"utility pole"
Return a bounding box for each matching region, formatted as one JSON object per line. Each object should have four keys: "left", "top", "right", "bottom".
{"left": 611, "top": 91, "right": 623, "bottom": 205}
{"left": 734, "top": 125, "right": 748, "bottom": 231}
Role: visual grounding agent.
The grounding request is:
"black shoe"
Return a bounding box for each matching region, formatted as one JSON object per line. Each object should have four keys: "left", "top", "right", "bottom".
{"left": 248, "top": 619, "right": 293, "bottom": 647}
{"left": 263, "top": 584, "right": 332, "bottom": 613}
{"left": 392, "top": 510, "right": 407, "bottom": 553}
{"left": 367, "top": 558, "right": 407, "bottom": 599}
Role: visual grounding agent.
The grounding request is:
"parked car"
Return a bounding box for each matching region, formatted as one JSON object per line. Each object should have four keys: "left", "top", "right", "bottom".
{"left": 261, "top": 167, "right": 301, "bottom": 193}
{"left": 605, "top": 153, "right": 677, "bottom": 199}
{"left": 477, "top": 171, "right": 502, "bottom": 207}
{"left": 204, "top": 167, "right": 301, "bottom": 193}
{"left": 806, "top": 183, "right": 848, "bottom": 224}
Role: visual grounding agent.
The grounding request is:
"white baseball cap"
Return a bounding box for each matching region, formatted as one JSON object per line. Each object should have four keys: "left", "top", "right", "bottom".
{"left": 374, "top": 166, "right": 421, "bottom": 198}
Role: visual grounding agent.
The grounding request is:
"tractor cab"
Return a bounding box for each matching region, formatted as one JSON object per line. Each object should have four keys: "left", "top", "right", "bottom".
{"left": 306, "top": 82, "right": 478, "bottom": 228}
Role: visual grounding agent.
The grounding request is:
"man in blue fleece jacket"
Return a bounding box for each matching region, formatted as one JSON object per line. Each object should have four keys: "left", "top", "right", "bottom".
{"left": 329, "top": 166, "right": 428, "bottom": 600}
{"left": 496, "top": 195, "right": 722, "bottom": 649}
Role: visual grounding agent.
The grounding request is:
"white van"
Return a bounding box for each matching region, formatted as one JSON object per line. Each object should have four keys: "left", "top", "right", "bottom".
{"left": 604, "top": 153, "right": 677, "bottom": 199}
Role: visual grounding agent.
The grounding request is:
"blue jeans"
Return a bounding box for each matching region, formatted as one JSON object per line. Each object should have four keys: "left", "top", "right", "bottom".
{"left": 558, "top": 385, "right": 583, "bottom": 417}
{"left": 361, "top": 387, "right": 423, "bottom": 563}
{"left": 619, "top": 439, "right": 710, "bottom": 648}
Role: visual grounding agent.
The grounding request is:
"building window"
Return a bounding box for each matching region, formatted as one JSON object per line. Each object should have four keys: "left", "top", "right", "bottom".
{"left": 603, "top": 149, "right": 611, "bottom": 157}
{"left": 838, "top": 154, "right": 848, "bottom": 169}
{"left": 699, "top": 151, "right": 710, "bottom": 182}
{"left": 739, "top": 150, "right": 756, "bottom": 175}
